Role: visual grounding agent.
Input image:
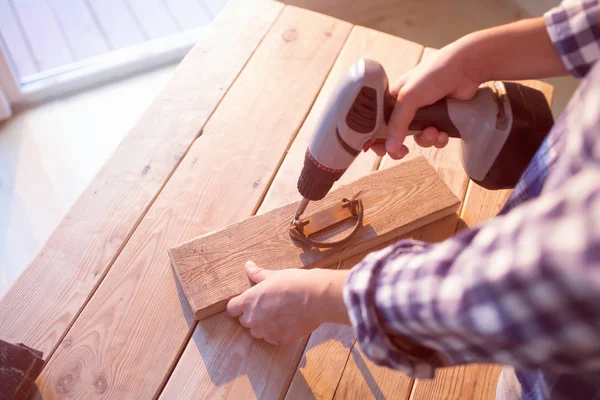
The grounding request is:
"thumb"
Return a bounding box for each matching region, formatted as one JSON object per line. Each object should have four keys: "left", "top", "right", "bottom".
{"left": 245, "top": 261, "right": 272, "bottom": 284}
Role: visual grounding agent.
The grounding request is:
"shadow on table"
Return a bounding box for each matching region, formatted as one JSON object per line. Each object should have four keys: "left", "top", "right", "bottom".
{"left": 190, "top": 318, "right": 364, "bottom": 398}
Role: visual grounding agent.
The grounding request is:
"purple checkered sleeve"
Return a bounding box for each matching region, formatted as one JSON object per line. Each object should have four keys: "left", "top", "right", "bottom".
{"left": 344, "top": 171, "right": 600, "bottom": 378}
{"left": 343, "top": 0, "right": 600, "bottom": 383}
{"left": 545, "top": 0, "right": 600, "bottom": 77}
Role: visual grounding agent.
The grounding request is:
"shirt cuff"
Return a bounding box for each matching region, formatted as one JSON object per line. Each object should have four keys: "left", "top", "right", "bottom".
{"left": 343, "top": 239, "right": 448, "bottom": 379}
{"left": 545, "top": 0, "right": 600, "bottom": 78}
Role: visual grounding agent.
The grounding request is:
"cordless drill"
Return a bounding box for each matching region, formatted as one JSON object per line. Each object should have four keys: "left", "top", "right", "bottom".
{"left": 294, "top": 58, "right": 554, "bottom": 220}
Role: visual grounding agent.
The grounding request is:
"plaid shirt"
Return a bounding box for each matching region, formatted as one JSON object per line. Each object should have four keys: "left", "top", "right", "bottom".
{"left": 343, "top": 1, "right": 600, "bottom": 398}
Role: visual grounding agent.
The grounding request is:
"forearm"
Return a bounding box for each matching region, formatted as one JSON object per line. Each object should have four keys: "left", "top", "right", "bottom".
{"left": 344, "top": 167, "right": 600, "bottom": 378}
{"left": 313, "top": 269, "right": 351, "bottom": 326}
{"left": 457, "top": 17, "right": 567, "bottom": 82}
{"left": 457, "top": 0, "right": 600, "bottom": 81}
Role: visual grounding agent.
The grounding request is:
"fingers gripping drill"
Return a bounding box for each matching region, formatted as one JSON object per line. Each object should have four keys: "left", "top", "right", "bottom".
{"left": 294, "top": 58, "right": 554, "bottom": 221}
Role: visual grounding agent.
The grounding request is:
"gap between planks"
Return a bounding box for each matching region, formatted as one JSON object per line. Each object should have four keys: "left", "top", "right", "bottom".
{"left": 37, "top": 5, "right": 353, "bottom": 399}
{"left": 156, "top": 9, "right": 353, "bottom": 398}
{"left": 149, "top": 4, "right": 295, "bottom": 394}
{"left": 41, "top": 2, "right": 286, "bottom": 369}
{"left": 157, "top": 11, "right": 356, "bottom": 400}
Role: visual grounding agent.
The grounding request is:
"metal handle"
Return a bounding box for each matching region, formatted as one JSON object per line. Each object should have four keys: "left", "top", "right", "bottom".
{"left": 289, "top": 198, "right": 364, "bottom": 249}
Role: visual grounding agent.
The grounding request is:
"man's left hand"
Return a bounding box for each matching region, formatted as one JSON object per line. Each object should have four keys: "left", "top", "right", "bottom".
{"left": 226, "top": 261, "right": 350, "bottom": 345}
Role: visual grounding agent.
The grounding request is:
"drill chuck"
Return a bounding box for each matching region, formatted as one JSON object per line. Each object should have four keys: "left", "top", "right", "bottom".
{"left": 297, "top": 151, "right": 345, "bottom": 201}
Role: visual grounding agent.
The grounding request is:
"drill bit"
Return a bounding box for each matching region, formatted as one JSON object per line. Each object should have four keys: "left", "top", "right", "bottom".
{"left": 293, "top": 197, "right": 310, "bottom": 223}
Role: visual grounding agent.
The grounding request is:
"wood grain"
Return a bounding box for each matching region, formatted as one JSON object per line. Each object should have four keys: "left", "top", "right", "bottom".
{"left": 160, "top": 24, "right": 425, "bottom": 400}
{"left": 170, "top": 157, "right": 459, "bottom": 320}
{"left": 334, "top": 345, "right": 414, "bottom": 400}
{"left": 285, "top": 323, "right": 355, "bottom": 400}
{"left": 36, "top": 6, "right": 351, "bottom": 399}
{"left": 0, "top": 0, "right": 283, "bottom": 365}
{"left": 410, "top": 365, "right": 501, "bottom": 400}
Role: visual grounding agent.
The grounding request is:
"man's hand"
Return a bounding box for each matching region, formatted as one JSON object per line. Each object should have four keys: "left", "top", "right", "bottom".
{"left": 375, "top": 16, "right": 568, "bottom": 160}
{"left": 372, "top": 44, "right": 481, "bottom": 159}
{"left": 226, "top": 261, "right": 350, "bottom": 345}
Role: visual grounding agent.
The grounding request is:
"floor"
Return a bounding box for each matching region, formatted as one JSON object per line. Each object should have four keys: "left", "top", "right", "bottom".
{"left": 0, "top": 0, "right": 228, "bottom": 80}
{"left": 0, "top": 0, "right": 579, "bottom": 297}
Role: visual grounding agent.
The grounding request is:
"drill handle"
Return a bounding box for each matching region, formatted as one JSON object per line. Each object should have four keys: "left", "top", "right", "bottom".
{"left": 383, "top": 92, "right": 461, "bottom": 138}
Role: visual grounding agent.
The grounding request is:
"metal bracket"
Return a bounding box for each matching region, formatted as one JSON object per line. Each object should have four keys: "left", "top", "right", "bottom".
{"left": 289, "top": 197, "right": 364, "bottom": 248}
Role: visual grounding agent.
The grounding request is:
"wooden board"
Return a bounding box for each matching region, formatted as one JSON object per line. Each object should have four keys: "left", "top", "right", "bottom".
{"left": 334, "top": 345, "right": 414, "bottom": 400}
{"left": 410, "top": 364, "right": 501, "bottom": 400}
{"left": 170, "top": 157, "right": 459, "bottom": 320}
{"left": 0, "top": 0, "right": 283, "bottom": 359}
{"left": 160, "top": 24, "right": 424, "bottom": 400}
{"left": 36, "top": 6, "right": 351, "bottom": 399}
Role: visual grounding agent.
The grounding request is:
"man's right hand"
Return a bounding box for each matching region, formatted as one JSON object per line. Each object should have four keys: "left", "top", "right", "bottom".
{"left": 374, "top": 16, "right": 568, "bottom": 161}
{"left": 372, "top": 43, "right": 481, "bottom": 160}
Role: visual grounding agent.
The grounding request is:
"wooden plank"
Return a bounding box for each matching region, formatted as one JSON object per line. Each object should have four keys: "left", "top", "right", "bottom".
{"left": 160, "top": 24, "right": 423, "bottom": 400}
{"left": 10, "top": 0, "right": 74, "bottom": 71}
{"left": 165, "top": 0, "right": 212, "bottom": 30}
{"left": 36, "top": 6, "right": 351, "bottom": 399}
{"left": 125, "top": 0, "right": 181, "bottom": 39}
{"left": 48, "top": 0, "right": 110, "bottom": 60}
{"left": 170, "top": 157, "right": 459, "bottom": 320}
{"left": 87, "top": 0, "right": 146, "bottom": 48}
{"left": 285, "top": 324, "right": 355, "bottom": 399}
{"left": 285, "top": 241, "right": 396, "bottom": 400}
{"left": 408, "top": 79, "right": 554, "bottom": 400}
{"left": 410, "top": 365, "right": 501, "bottom": 400}
{"left": 0, "top": 0, "right": 283, "bottom": 358}
{"left": 334, "top": 345, "right": 414, "bottom": 400}
{"left": 0, "top": 0, "right": 38, "bottom": 77}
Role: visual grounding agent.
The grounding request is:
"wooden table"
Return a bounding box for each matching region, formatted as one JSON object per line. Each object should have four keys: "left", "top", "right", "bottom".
{"left": 0, "top": 1, "right": 553, "bottom": 398}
